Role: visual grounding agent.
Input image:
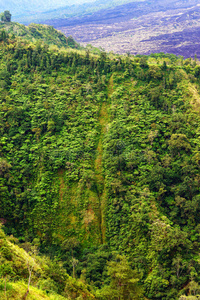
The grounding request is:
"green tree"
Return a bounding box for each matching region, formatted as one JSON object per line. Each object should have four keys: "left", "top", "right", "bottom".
{"left": 1, "top": 11, "right": 11, "bottom": 22}
{"left": 99, "top": 254, "right": 142, "bottom": 300}
{"left": 168, "top": 133, "right": 191, "bottom": 156}
{"left": 0, "top": 30, "right": 8, "bottom": 42}
{"left": 140, "top": 56, "right": 148, "bottom": 68}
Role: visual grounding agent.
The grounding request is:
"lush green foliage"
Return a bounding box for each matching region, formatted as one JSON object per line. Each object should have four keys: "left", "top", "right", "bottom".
{"left": 1, "top": 28, "right": 200, "bottom": 299}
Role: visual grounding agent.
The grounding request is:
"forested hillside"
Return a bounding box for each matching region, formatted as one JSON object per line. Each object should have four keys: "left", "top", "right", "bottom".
{"left": 0, "top": 21, "right": 80, "bottom": 49}
{"left": 1, "top": 28, "right": 200, "bottom": 299}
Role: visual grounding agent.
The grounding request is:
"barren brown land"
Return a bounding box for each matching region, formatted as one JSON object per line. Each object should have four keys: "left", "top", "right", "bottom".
{"left": 45, "top": 0, "right": 200, "bottom": 58}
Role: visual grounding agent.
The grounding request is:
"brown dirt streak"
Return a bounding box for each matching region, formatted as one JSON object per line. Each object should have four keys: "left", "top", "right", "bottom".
{"left": 58, "top": 169, "right": 65, "bottom": 202}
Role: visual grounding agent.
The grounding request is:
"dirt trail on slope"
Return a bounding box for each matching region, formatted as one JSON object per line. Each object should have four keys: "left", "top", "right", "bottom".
{"left": 58, "top": 169, "right": 65, "bottom": 202}
{"left": 94, "top": 75, "right": 113, "bottom": 243}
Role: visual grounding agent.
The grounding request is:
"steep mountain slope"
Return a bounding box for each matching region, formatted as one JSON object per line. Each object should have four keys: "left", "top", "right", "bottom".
{"left": 1, "top": 30, "right": 200, "bottom": 299}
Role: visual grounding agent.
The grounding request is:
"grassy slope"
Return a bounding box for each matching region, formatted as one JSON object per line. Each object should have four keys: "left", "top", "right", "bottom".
{"left": 0, "top": 227, "right": 96, "bottom": 299}
{"left": 0, "top": 282, "right": 66, "bottom": 300}
{"left": 0, "top": 228, "right": 66, "bottom": 299}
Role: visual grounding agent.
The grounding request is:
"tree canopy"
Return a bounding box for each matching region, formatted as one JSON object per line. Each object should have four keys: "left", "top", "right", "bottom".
{"left": 0, "top": 11, "right": 11, "bottom": 22}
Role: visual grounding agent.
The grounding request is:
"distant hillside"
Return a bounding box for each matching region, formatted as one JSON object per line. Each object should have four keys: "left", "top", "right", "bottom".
{"left": 43, "top": 0, "right": 200, "bottom": 58}
{"left": 0, "top": 21, "right": 80, "bottom": 49}
{"left": 9, "top": 0, "right": 140, "bottom": 24}
{"left": 5, "top": 0, "right": 200, "bottom": 58}
{"left": 0, "top": 0, "right": 96, "bottom": 17}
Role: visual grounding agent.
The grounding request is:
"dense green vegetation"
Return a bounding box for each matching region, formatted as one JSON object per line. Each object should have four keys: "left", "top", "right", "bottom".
{"left": 1, "top": 26, "right": 200, "bottom": 299}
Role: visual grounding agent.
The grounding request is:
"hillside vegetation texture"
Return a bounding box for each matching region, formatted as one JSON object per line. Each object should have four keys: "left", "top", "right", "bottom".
{"left": 1, "top": 26, "right": 200, "bottom": 300}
